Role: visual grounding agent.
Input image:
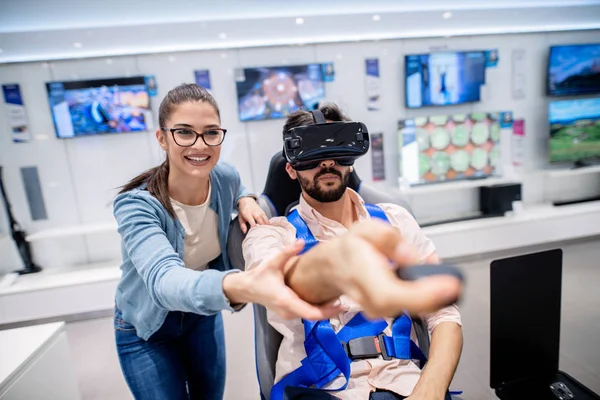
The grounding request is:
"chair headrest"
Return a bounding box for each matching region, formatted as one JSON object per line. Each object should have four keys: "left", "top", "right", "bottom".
{"left": 262, "top": 152, "right": 362, "bottom": 217}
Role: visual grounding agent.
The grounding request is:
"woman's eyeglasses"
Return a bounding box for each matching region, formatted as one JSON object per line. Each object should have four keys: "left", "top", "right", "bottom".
{"left": 161, "top": 127, "right": 227, "bottom": 147}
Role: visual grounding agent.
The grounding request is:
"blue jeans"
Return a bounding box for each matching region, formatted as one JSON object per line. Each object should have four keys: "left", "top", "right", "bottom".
{"left": 114, "top": 307, "right": 226, "bottom": 400}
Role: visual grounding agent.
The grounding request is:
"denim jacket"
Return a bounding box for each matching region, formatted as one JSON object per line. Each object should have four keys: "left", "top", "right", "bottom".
{"left": 113, "top": 162, "right": 253, "bottom": 340}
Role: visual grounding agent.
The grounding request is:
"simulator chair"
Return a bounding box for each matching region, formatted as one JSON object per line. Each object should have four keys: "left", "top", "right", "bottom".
{"left": 227, "top": 153, "right": 431, "bottom": 400}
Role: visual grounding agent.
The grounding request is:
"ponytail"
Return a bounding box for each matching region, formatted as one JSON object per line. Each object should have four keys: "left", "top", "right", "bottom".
{"left": 119, "top": 159, "right": 175, "bottom": 218}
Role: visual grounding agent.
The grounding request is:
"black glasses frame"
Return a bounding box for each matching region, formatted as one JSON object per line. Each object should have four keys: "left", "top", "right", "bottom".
{"left": 161, "top": 127, "right": 227, "bottom": 147}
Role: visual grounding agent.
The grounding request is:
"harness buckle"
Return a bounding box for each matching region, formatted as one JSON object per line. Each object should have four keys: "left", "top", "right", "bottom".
{"left": 343, "top": 334, "right": 391, "bottom": 361}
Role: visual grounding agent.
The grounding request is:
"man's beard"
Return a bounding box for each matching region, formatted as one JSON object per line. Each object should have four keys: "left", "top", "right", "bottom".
{"left": 297, "top": 167, "right": 350, "bottom": 203}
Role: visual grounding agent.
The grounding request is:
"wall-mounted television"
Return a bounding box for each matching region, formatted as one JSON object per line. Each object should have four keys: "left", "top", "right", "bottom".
{"left": 547, "top": 43, "right": 600, "bottom": 96}
{"left": 46, "top": 76, "right": 151, "bottom": 139}
{"left": 235, "top": 64, "right": 325, "bottom": 121}
{"left": 404, "top": 51, "right": 487, "bottom": 109}
{"left": 399, "top": 111, "right": 511, "bottom": 185}
{"left": 549, "top": 97, "right": 600, "bottom": 164}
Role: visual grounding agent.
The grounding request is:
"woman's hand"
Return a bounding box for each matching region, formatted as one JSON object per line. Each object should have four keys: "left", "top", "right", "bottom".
{"left": 238, "top": 197, "right": 269, "bottom": 234}
{"left": 222, "top": 240, "right": 345, "bottom": 320}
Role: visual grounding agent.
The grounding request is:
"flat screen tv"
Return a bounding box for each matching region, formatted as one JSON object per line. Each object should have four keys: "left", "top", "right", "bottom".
{"left": 549, "top": 97, "right": 600, "bottom": 164}
{"left": 46, "top": 76, "right": 151, "bottom": 139}
{"left": 404, "top": 51, "right": 487, "bottom": 109}
{"left": 547, "top": 43, "right": 600, "bottom": 96}
{"left": 235, "top": 64, "right": 325, "bottom": 121}
{"left": 399, "top": 111, "right": 511, "bottom": 185}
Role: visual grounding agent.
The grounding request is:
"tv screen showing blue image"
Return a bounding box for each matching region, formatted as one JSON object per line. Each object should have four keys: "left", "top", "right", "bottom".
{"left": 46, "top": 77, "right": 151, "bottom": 139}
{"left": 549, "top": 97, "right": 600, "bottom": 163}
{"left": 405, "top": 51, "right": 487, "bottom": 109}
{"left": 236, "top": 64, "right": 325, "bottom": 121}
{"left": 547, "top": 43, "right": 600, "bottom": 96}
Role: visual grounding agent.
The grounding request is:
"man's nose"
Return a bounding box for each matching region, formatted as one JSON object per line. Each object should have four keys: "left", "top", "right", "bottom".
{"left": 320, "top": 160, "right": 335, "bottom": 168}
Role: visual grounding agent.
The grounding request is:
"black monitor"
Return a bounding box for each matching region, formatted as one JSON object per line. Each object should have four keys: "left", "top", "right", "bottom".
{"left": 490, "top": 249, "right": 563, "bottom": 389}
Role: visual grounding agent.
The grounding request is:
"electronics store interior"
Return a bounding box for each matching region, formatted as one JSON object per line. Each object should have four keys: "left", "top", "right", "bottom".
{"left": 1, "top": 1, "right": 600, "bottom": 400}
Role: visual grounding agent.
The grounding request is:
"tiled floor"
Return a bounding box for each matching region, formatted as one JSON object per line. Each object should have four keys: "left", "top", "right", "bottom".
{"left": 65, "top": 240, "right": 600, "bottom": 399}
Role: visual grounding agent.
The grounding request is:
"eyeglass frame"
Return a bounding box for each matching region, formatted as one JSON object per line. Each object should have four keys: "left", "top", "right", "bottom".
{"left": 160, "top": 127, "right": 227, "bottom": 147}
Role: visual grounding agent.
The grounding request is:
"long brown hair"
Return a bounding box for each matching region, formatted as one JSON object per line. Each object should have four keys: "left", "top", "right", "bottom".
{"left": 119, "top": 83, "right": 221, "bottom": 218}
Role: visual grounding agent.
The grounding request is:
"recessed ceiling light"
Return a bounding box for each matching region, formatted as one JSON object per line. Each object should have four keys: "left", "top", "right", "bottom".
{"left": 296, "top": 17, "right": 304, "bottom": 25}
{"left": 219, "top": 32, "right": 227, "bottom": 39}
{"left": 372, "top": 15, "right": 381, "bottom": 21}
{"left": 168, "top": 56, "right": 176, "bottom": 63}
{"left": 220, "top": 52, "right": 228, "bottom": 59}
{"left": 105, "top": 58, "right": 113, "bottom": 65}
{"left": 442, "top": 11, "right": 453, "bottom": 19}
{"left": 73, "top": 42, "right": 82, "bottom": 48}
{"left": 0, "top": 49, "right": 3, "bottom": 54}
{"left": 336, "top": 53, "right": 343, "bottom": 60}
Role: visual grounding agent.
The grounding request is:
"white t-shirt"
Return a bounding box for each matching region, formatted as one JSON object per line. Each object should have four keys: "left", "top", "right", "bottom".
{"left": 170, "top": 183, "right": 221, "bottom": 271}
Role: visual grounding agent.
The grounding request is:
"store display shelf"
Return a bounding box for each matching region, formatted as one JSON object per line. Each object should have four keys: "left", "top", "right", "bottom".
{"left": 25, "top": 222, "right": 118, "bottom": 242}
{"left": 0, "top": 262, "right": 121, "bottom": 325}
{"left": 424, "top": 201, "right": 600, "bottom": 259}
{"left": 404, "top": 176, "right": 522, "bottom": 195}
{"left": 542, "top": 164, "right": 600, "bottom": 179}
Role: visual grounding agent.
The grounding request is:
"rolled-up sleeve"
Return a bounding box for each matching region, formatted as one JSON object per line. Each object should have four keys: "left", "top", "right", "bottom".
{"left": 422, "top": 305, "right": 463, "bottom": 335}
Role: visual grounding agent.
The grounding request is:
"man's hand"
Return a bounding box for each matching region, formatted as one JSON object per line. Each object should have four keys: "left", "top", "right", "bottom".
{"left": 310, "top": 219, "right": 461, "bottom": 319}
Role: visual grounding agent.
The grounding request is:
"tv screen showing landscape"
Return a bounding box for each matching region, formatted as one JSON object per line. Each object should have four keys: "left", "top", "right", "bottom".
{"left": 547, "top": 43, "right": 600, "bottom": 96}
{"left": 549, "top": 97, "right": 600, "bottom": 163}
{"left": 235, "top": 64, "right": 325, "bottom": 121}
{"left": 46, "top": 77, "right": 151, "bottom": 139}
{"left": 405, "top": 51, "right": 487, "bottom": 109}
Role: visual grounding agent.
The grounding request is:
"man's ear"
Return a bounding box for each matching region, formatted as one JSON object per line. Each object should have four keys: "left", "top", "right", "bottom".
{"left": 285, "top": 163, "right": 297, "bottom": 180}
{"left": 156, "top": 129, "right": 168, "bottom": 151}
{"left": 349, "top": 166, "right": 354, "bottom": 173}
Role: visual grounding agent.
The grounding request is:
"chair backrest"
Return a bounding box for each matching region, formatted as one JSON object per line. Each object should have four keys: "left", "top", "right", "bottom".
{"left": 226, "top": 152, "right": 420, "bottom": 400}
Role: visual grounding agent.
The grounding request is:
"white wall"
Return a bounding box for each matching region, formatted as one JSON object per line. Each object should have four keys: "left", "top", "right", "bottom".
{"left": 0, "top": 29, "right": 599, "bottom": 272}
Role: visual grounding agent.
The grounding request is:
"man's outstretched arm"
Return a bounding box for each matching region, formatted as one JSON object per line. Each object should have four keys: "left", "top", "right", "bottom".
{"left": 243, "top": 219, "right": 462, "bottom": 319}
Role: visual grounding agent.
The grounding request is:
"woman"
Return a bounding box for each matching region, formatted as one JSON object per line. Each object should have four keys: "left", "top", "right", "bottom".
{"left": 113, "top": 83, "right": 340, "bottom": 399}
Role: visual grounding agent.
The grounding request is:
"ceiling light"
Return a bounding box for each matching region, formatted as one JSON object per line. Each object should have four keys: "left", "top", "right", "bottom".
{"left": 372, "top": 15, "right": 381, "bottom": 21}
{"left": 105, "top": 58, "right": 113, "bottom": 65}
{"left": 220, "top": 52, "right": 228, "bottom": 59}
{"left": 73, "top": 42, "right": 82, "bottom": 48}
{"left": 442, "top": 11, "right": 453, "bottom": 19}
{"left": 296, "top": 17, "right": 304, "bottom": 25}
{"left": 0, "top": 49, "right": 3, "bottom": 54}
{"left": 168, "top": 56, "right": 176, "bottom": 63}
{"left": 219, "top": 33, "right": 227, "bottom": 39}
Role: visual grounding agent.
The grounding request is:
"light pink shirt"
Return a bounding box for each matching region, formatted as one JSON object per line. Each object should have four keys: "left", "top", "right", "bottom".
{"left": 243, "top": 189, "right": 462, "bottom": 399}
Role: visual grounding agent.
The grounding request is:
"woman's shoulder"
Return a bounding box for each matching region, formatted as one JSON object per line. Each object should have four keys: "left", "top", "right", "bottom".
{"left": 113, "top": 187, "right": 166, "bottom": 216}
{"left": 211, "top": 162, "right": 239, "bottom": 180}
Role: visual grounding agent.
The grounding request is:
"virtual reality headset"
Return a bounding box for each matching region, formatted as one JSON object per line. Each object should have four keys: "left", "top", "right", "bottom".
{"left": 283, "top": 110, "right": 370, "bottom": 171}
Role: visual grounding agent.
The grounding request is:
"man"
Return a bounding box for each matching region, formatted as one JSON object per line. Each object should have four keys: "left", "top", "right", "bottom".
{"left": 243, "top": 104, "right": 463, "bottom": 400}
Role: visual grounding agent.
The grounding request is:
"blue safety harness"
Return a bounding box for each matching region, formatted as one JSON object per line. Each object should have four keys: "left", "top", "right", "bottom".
{"left": 270, "top": 204, "right": 427, "bottom": 400}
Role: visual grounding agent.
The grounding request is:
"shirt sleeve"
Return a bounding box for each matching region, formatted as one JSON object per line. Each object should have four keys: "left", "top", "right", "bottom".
{"left": 422, "top": 304, "right": 463, "bottom": 335}
{"left": 378, "top": 203, "right": 436, "bottom": 261}
{"left": 242, "top": 217, "right": 297, "bottom": 271}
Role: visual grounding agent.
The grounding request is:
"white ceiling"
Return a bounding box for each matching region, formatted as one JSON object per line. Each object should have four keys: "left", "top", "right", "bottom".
{"left": 1, "top": 0, "right": 599, "bottom": 63}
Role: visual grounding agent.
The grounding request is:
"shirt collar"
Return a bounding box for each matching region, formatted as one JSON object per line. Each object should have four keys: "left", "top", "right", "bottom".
{"left": 297, "top": 188, "right": 369, "bottom": 226}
